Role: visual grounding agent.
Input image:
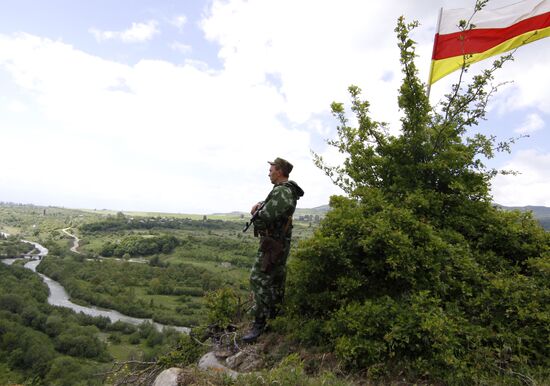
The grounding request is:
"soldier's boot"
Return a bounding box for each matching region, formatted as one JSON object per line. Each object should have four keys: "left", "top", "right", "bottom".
{"left": 242, "top": 318, "right": 266, "bottom": 343}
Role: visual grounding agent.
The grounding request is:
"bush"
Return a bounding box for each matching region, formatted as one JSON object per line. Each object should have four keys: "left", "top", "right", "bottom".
{"left": 145, "top": 329, "right": 164, "bottom": 347}
{"left": 238, "top": 353, "right": 352, "bottom": 386}
{"left": 108, "top": 332, "right": 122, "bottom": 344}
{"left": 108, "top": 320, "right": 137, "bottom": 334}
{"left": 284, "top": 16, "right": 550, "bottom": 384}
{"left": 45, "top": 356, "right": 102, "bottom": 386}
{"left": 205, "top": 288, "right": 239, "bottom": 329}
{"left": 157, "top": 334, "right": 206, "bottom": 368}
{"left": 54, "top": 326, "right": 110, "bottom": 360}
{"left": 100, "top": 235, "right": 180, "bottom": 257}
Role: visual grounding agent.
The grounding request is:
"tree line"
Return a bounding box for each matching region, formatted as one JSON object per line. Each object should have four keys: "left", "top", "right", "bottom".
{"left": 100, "top": 234, "right": 181, "bottom": 257}
{"left": 80, "top": 212, "right": 242, "bottom": 233}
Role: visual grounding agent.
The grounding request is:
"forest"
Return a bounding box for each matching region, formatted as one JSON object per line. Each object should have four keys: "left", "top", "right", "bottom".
{"left": 0, "top": 261, "right": 187, "bottom": 385}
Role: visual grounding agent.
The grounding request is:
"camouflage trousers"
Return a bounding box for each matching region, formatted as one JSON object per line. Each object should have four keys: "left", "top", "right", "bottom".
{"left": 249, "top": 236, "right": 291, "bottom": 321}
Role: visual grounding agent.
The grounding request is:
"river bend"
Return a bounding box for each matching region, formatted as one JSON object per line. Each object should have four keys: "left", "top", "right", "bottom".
{"left": 2, "top": 236, "right": 189, "bottom": 334}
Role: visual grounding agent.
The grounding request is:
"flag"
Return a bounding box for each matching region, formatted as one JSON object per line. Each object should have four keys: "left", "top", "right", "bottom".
{"left": 429, "top": 0, "right": 550, "bottom": 85}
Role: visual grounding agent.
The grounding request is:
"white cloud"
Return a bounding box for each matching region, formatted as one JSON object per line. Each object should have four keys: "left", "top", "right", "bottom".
{"left": 492, "top": 150, "right": 550, "bottom": 207}
{"left": 0, "top": 31, "right": 340, "bottom": 213}
{"left": 1, "top": 0, "right": 549, "bottom": 212}
{"left": 515, "top": 113, "right": 545, "bottom": 134}
{"left": 491, "top": 40, "right": 550, "bottom": 115}
{"left": 170, "top": 15, "right": 188, "bottom": 32}
{"left": 199, "top": 0, "right": 518, "bottom": 134}
{"left": 6, "top": 99, "right": 28, "bottom": 113}
{"left": 201, "top": 0, "right": 403, "bottom": 126}
{"left": 170, "top": 41, "right": 192, "bottom": 54}
{"left": 89, "top": 20, "right": 160, "bottom": 43}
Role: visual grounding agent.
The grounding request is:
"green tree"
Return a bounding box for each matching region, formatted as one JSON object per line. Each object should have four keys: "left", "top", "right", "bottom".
{"left": 205, "top": 288, "right": 239, "bottom": 329}
{"left": 54, "top": 326, "right": 110, "bottom": 360}
{"left": 45, "top": 356, "right": 101, "bottom": 386}
{"left": 285, "top": 16, "right": 550, "bottom": 384}
{"left": 45, "top": 314, "right": 65, "bottom": 337}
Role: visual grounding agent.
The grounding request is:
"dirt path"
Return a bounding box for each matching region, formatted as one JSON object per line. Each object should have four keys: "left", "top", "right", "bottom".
{"left": 60, "top": 228, "right": 148, "bottom": 263}
{"left": 61, "top": 227, "right": 81, "bottom": 254}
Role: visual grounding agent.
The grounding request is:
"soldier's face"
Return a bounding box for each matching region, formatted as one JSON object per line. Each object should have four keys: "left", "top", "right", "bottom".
{"left": 269, "top": 165, "right": 282, "bottom": 184}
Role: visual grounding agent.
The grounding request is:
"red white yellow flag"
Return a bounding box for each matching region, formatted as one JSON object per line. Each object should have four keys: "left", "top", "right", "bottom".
{"left": 429, "top": 0, "right": 550, "bottom": 84}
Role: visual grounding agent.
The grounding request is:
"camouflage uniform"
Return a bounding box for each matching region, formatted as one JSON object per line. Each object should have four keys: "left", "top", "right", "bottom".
{"left": 251, "top": 180, "right": 304, "bottom": 321}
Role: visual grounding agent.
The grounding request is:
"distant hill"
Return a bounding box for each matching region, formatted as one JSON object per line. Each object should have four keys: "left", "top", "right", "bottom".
{"left": 499, "top": 205, "right": 550, "bottom": 217}
{"left": 2, "top": 201, "right": 548, "bottom": 230}
{"left": 294, "top": 205, "right": 330, "bottom": 217}
{"left": 216, "top": 204, "right": 550, "bottom": 229}
{"left": 295, "top": 204, "right": 550, "bottom": 230}
{"left": 498, "top": 205, "right": 550, "bottom": 230}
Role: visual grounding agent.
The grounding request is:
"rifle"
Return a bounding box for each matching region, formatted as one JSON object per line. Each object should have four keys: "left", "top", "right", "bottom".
{"left": 243, "top": 202, "right": 265, "bottom": 233}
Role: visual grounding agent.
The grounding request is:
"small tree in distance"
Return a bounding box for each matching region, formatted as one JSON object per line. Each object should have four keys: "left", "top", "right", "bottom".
{"left": 284, "top": 14, "right": 549, "bottom": 384}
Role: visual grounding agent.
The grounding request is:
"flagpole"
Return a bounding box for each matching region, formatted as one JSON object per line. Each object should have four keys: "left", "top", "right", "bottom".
{"left": 427, "top": 7, "right": 443, "bottom": 99}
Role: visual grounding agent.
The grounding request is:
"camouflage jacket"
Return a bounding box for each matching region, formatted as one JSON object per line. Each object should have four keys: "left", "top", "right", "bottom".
{"left": 254, "top": 180, "right": 304, "bottom": 238}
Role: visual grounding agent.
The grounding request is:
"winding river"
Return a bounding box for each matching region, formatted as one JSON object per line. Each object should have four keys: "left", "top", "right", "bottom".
{"left": 2, "top": 236, "right": 189, "bottom": 334}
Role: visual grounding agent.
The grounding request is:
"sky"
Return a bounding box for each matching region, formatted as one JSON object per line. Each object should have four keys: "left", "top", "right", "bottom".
{"left": 0, "top": 0, "right": 548, "bottom": 214}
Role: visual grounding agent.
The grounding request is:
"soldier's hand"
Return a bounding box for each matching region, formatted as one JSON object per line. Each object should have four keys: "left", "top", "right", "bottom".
{"left": 251, "top": 202, "right": 262, "bottom": 215}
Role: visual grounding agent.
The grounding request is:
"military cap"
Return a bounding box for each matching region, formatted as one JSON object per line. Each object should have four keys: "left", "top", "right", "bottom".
{"left": 268, "top": 157, "right": 293, "bottom": 176}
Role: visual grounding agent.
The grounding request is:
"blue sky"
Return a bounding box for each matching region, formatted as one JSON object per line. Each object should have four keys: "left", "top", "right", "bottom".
{"left": 0, "top": 0, "right": 548, "bottom": 214}
{"left": 0, "top": 1, "right": 221, "bottom": 68}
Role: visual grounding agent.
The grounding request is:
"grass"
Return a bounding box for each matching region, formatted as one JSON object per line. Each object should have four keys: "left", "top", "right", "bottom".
{"left": 103, "top": 334, "right": 146, "bottom": 362}
{"left": 0, "top": 225, "right": 21, "bottom": 235}
{"left": 169, "top": 256, "right": 249, "bottom": 284}
{"left": 134, "top": 287, "right": 203, "bottom": 310}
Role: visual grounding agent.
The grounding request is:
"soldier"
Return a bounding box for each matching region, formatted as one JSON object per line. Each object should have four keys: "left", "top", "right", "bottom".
{"left": 243, "top": 157, "right": 304, "bottom": 343}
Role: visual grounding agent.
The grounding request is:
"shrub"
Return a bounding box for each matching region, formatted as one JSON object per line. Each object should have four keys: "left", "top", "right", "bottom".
{"left": 157, "top": 334, "right": 206, "bottom": 368}
{"left": 204, "top": 288, "right": 239, "bottom": 329}
{"left": 284, "top": 15, "right": 550, "bottom": 384}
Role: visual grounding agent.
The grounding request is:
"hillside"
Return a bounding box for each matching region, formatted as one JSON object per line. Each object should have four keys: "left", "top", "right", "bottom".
{"left": 499, "top": 205, "right": 550, "bottom": 230}
{"left": 296, "top": 204, "right": 550, "bottom": 230}
{"left": 1, "top": 200, "right": 549, "bottom": 385}
{"left": 227, "top": 204, "right": 550, "bottom": 229}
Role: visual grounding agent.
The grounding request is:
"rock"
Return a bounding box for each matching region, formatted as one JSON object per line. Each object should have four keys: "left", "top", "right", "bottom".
{"left": 152, "top": 367, "right": 183, "bottom": 386}
{"left": 238, "top": 354, "right": 263, "bottom": 372}
{"left": 198, "top": 352, "right": 239, "bottom": 379}
{"left": 214, "top": 349, "right": 233, "bottom": 359}
{"left": 225, "top": 351, "right": 245, "bottom": 368}
{"left": 225, "top": 346, "right": 263, "bottom": 372}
